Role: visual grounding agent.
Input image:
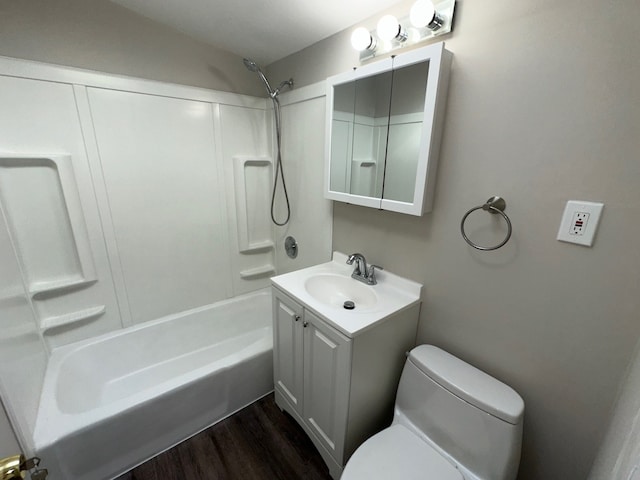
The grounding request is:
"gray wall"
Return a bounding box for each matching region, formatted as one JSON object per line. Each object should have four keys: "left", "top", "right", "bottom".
{"left": 271, "top": 0, "right": 640, "bottom": 479}
{"left": 589, "top": 337, "right": 640, "bottom": 479}
{"left": 0, "top": 0, "right": 262, "bottom": 96}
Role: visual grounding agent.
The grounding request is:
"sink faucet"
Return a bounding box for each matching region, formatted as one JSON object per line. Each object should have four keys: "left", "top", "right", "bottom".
{"left": 346, "top": 253, "right": 382, "bottom": 285}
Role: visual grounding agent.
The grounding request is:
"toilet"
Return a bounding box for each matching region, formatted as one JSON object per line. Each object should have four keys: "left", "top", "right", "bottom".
{"left": 341, "top": 345, "right": 524, "bottom": 480}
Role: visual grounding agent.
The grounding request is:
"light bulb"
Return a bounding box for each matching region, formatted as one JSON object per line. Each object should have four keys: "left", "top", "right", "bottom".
{"left": 351, "top": 27, "right": 374, "bottom": 52}
{"left": 410, "top": 0, "right": 434, "bottom": 28}
{"left": 410, "top": 0, "right": 443, "bottom": 30}
{"left": 377, "top": 15, "right": 402, "bottom": 42}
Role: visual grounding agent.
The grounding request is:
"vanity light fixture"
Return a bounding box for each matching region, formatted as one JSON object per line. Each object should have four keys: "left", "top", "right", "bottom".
{"left": 350, "top": 26, "right": 377, "bottom": 52}
{"left": 350, "top": 0, "right": 455, "bottom": 61}
{"left": 410, "top": 0, "right": 445, "bottom": 30}
{"left": 376, "top": 15, "right": 408, "bottom": 43}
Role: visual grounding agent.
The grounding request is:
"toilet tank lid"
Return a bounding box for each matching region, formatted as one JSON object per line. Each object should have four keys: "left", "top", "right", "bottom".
{"left": 409, "top": 345, "right": 524, "bottom": 425}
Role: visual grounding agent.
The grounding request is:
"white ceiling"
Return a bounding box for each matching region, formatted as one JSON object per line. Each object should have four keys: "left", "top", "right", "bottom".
{"left": 109, "top": 0, "right": 402, "bottom": 66}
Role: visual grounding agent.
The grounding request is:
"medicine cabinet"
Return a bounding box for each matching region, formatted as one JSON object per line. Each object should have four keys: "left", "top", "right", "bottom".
{"left": 324, "top": 42, "right": 452, "bottom": 216}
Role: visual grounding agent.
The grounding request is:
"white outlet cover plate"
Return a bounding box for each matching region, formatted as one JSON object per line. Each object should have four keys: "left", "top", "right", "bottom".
{"left": 557, "top": 200, "right": 604, "bottom": 247}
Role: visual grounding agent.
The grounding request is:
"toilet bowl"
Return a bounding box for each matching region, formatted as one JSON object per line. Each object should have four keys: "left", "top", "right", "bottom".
{"left": 341, "top": 345, "right": 524, "bottom": 480}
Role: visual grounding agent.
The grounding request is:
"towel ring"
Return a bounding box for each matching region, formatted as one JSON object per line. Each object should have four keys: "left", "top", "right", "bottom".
{"left": 461, "top": 196, "right": 512, "bottom": 251}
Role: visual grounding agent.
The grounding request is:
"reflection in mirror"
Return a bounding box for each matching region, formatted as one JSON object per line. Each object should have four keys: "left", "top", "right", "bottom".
{"left": 351, "top": 71, "right": 392, "bottom": 198}
{"left": 329, "top": 71, "right": 393, "bottom": 198}
{"left": 382, "top": 61, "right": 430, "bottom": 203}
{"left": 330, "top": 82, "right": 355, "bottom": 193}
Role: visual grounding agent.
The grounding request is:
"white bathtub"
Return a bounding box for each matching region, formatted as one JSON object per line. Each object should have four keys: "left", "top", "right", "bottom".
{"left": 33, "top": 288, "right": 273, "bottom": 480}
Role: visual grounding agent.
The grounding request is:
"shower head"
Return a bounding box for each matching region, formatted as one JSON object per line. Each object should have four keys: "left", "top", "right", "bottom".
{"left": 242, "top": 58, "right": 292, "bottom": 98}
{"left": 243, "top": 58, "right": 259, "bottom": 73}
{"left": 243, "top": 57, "right": 274, "bottom": 97}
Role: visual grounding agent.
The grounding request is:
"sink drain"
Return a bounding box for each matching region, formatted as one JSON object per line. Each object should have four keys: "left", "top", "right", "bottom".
{"left": 343, "top": 301, "right": 355, "bottom": 310}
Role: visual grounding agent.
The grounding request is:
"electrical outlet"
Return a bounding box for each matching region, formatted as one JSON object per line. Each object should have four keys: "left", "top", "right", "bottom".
{"left": 557, "top": 200, "right": 604, "bottom": 247}
{"left": 569, "top": 211, "right": 590, "bottom": 236}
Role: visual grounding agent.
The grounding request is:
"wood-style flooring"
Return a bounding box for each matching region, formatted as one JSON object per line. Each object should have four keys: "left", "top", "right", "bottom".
{"left": 116, "top": 393, "right": 333, "bottom": 480}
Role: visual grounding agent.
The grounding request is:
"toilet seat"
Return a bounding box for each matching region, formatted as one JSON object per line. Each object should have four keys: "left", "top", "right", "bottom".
{"left": 341, "top": 424, "right": 463, "bottom": 480}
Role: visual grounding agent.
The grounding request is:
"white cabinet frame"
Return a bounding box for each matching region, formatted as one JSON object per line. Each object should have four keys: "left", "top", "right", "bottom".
{"left": 324, "top": 42, "right": 452, "bottom": 216}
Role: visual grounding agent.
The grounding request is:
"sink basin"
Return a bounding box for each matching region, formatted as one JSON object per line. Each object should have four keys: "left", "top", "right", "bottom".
{"left": 304, "top": 274, "right": 378, "bottom": 310}
{"left": 271, "top": 252, "right": 422, "bottom": 337}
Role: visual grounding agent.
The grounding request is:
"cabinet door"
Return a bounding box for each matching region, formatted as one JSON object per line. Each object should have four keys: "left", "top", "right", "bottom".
{"left": 272, "top": 289, "right": 304, "bottom": 414}
{"left": 303, "top": 310, "right": 351, "bottom": 463}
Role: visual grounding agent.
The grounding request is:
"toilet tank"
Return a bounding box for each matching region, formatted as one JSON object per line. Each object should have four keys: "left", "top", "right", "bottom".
{"left": 394, "top": 345, "right": 524, "bottom": 480}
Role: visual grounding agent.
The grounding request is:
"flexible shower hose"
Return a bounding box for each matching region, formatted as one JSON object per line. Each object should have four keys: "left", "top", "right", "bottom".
{"left": 270, "top": 96, "right": 291, "bottom": 226}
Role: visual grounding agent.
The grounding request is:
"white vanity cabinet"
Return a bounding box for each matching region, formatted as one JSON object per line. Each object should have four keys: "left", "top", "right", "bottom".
{"left": 273, "top": 288, "right": 351, "bottom": 465}
{"left": 273, "top": 289, "right": 305, "bottom": 413}
{"left": 272, "top": 285, "right": 419, "bottom": 479}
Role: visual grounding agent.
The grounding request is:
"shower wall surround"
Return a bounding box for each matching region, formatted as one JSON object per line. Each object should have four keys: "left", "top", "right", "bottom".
{"left": 87, "top": 89, "right": 233, "bottom": 325}
{"left": 218, "top": 105, "right": 277, "bottom": 295}
{"left": 0, "top": 56, "right": 331, "bottom": 454}
{"left": 275, "top": 85, "right": 331, "bottom": 273}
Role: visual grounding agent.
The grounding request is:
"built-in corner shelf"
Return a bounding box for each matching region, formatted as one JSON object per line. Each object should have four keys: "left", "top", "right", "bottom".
{"left": 239, "top": 264, "right": 276, "bottom": 280}
{"left": 239, "top": 240, "right": 274, "bottom": 254}
{"left": 357, "top": 161, "right": 375, "bottom": 167}
{"left": 41, "top": 305, "right": 106, "bottom": 334}
{"left": 30, "top": 278, "right": 97, "bottom": 300}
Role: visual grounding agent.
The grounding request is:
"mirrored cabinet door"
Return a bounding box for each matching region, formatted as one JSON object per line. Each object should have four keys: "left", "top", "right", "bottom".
{"left": 324, "top": 42, "right": 452, "bottom": 216}
{"left": 329, "top": 81, "right": 355, "bottom": 194}
{"left": 382, "top": 60, "right": 429, "bottom": 204}
{"left": 350, "top": 69, "right": 392, "bottom": 199}
{"left": 325, "top": 57, "right": 393, "bottom": 209}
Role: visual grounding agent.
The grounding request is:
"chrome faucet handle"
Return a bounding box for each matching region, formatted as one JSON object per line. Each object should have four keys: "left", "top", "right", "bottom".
{"left": 366, "top": 265, "right": 383, "bottom": 285}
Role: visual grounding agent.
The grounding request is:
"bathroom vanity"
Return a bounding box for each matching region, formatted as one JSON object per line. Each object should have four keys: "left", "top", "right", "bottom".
{"left": 271, "top": 253, "right": 422, "bottom": 478}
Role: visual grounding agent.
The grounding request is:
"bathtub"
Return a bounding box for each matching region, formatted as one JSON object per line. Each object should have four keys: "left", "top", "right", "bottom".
{"left": 33, "top": 288, "right": 273, "bottom": 480}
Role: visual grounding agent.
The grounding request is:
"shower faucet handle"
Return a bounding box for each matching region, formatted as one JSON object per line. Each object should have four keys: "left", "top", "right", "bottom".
{"left": 366, "top": 265, "right": 383, "bottom": 285}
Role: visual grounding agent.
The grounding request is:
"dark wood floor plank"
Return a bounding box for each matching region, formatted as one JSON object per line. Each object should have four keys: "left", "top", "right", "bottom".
{"left": 117, "top": 394, "right": 332, "bottom": 480}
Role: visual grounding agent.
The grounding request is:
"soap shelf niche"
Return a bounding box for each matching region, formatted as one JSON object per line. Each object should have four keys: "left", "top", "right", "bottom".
{"left": 233, "top": 156, "right": 275, "bottom": 254}
{"left": 41, "top": 305, "right": 106, "bottom": 334}
{"left": 0, "top": 154, "right": 97, "bottom": 290}
{"left": 0, "top": 153, "right": 101, "bottom": 339}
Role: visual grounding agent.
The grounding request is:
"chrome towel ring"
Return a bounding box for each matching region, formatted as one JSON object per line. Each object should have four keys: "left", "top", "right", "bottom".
{"left": 461, "top": 196, "right": 512, "bottom": 251}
